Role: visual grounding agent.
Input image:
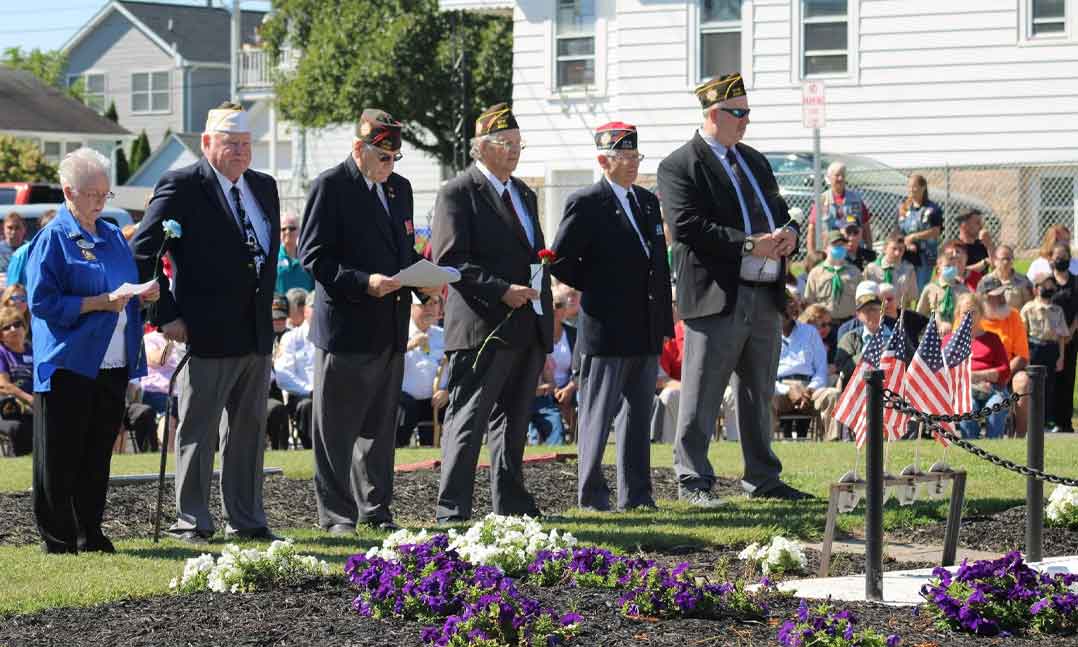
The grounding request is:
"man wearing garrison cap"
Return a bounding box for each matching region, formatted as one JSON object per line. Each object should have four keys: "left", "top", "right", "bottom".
{"left": 298, "top": 109, "right": 437, "bottom": 534}
{"left": 431, "top": 102, "right": 553, "bottom": 523}
{"left": 131, "top": 101, "right": 282, "bottom": 543}
{"left": 550, "top": 122, "right": 672, "bottom": 512}
{"left": 657, "top": 73, "right": 811, "bottom": 506}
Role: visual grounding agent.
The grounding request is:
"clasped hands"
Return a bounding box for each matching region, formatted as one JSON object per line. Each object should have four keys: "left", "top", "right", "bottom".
{"left": 747, "top": 228, "right": 797, "bottom": 259}
{"left": 367, "top": 274, "right": 441, "bottom": 299}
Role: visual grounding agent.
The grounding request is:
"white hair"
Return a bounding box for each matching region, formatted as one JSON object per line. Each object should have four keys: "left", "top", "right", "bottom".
{"left": 826, "top": 160, "right": 846, "bottom": 178}
{"left": 469, "top": 135, "right": 494, "bottom": 161}
{"left": 58, "top": 147, "right": 111, "bottom": 191}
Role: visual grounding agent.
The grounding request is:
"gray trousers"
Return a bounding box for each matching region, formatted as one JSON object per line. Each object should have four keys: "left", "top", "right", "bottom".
{"left": 312, "top": 347, "right": 403, "bottom": 528}
{"left": 577, "top": 354, "right": 658, "bottom": 510}
{"left": 675, "top": 284, "right": 783, "bottom": 494}
{"left": 170, "top": 354, "right": 271, "bottom": 534}
{"left": 437, "top": 344, "right": 544, "bottom": 521}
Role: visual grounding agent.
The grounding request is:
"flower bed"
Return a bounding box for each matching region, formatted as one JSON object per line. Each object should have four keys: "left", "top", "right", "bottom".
{"left": 169, "top": 539, "right": 331, "bottom": 594}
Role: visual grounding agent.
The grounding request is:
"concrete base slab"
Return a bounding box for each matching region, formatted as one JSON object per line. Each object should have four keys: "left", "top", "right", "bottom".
{"left": 807, "top": 539, "right": 1000, "bottom": 565}
{"left": 108, "top": 467, "right": 283, "bottom": 485}
{"left": 781, "top": 555, "right": 1078, "bottom": 606}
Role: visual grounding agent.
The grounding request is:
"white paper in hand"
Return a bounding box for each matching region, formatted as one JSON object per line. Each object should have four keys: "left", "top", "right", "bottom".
{"left": 392, "top": 259, "right": 461, "bottom": 288}
{"left": 530, "top": 263, "right": 543, "bottom": 315}
{"left": 110, "top": 279, "right": 158, "bottom": 300}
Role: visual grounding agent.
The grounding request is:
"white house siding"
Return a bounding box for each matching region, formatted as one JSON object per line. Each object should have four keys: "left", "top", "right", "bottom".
{"left": 509, "top": 0, "right": 1078, "bottom": 234}
{"left": 65, "top": 10, "right": 184, "bottom": 147}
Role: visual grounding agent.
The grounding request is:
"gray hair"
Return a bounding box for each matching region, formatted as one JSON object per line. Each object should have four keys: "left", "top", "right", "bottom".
{"left": 285, "top": 287, "right": 308, "bottom": 311}
{"left": 826, "top": 161, "right": 846, "bottom": 179}
{"left": 58, "top": 147, "right": 111, "bottom": 191}
{"left": 469, "top": 135, "right": 494, "bottom": 161}
{"left": 282, "top": 211, "right": 301, "bottom": 227}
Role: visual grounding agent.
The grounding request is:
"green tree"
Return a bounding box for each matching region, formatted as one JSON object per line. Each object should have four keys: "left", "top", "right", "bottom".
{"left": 161, "top": 127, "right": 173, "bottom": 147}
{"left": 0, "top": 136, "right": 58, "bottom": 183}
{"left": 129, "top": 130, "right": 151, "bottom": 172}
{"left": 1, "top": 46, "right": 82, "bottom": 101}
{"left": 104, "top": 101, "right": 119, "bottom": 123}
{"left": 261, "top": 0, "right": 512, "bottom": 171}
{"left": 114, "top": 147, "right": 130, "bottom": 185}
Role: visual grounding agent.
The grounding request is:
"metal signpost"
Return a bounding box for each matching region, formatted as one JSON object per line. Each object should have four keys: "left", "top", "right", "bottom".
{"left": 802, "top": 81, "right": 826, "bottom": 249}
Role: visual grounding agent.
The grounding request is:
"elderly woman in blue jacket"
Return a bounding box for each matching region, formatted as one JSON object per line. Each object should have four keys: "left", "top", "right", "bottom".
{"left": 26, "top": 148, "right": 159, "bottom": 554}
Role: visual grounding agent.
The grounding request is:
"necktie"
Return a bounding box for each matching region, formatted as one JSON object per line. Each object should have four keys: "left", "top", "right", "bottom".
{"left": 824, "top": 264, "right": 844, "bottom": 304}
{"left": 939, "top": 283, "right": 955, "bottom": 322}
{"left": 626, "top": 191, "right": 650, "bottom": 256}
{"left": 230, "top": 185, "right": 265, "bottom": 277}
{"left": 725, "top": 149, "right": 770, "bottom": 235}
{"left": 501, "top": 187, "right": 532, "bottom": 247}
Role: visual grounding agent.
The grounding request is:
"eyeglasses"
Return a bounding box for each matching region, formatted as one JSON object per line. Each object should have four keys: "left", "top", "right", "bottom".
{"left": 78, "top": 190, "right": 115, "bottom": 202}
{"left": 9, "top": 295, "right": 26, "bottom": 303}
{"left": 488, "top": 138, "right": 527, "bottom": 151}
{"left": 720, "top": 107, "right": 751, "bottom": 119}
{"left": 281, "top": 226, "right": 298, "bottom": 232}
{"left": 375, "top": 151, "right": 404, "bottom": 163}
{"left": 554, "top": 302, "right": 566, "bottom": 309}
{"left": 609, "top": 153, "right": 645, "bottom": 162}
{"left": 2, "top": 320, "right": 24, "bottom": 332}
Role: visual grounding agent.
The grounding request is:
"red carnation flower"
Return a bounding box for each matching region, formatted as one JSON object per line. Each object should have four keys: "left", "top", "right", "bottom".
{"left": 538, "top": 249, "right": 557, "bottom": 264}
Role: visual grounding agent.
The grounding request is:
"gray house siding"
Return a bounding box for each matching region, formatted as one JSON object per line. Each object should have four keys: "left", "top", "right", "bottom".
{"left": 187, "top": 67, "right": 230, "bottom": 132}
{"left": 65, "top": 10, "right": 182, "bottom": 148}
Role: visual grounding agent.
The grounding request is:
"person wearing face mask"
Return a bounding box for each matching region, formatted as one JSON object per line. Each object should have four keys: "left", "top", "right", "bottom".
{"left": 1048, "top": 243, "right": 1078, "bottom": 433}
{"left": 864, "top": 232, "right": 918, "bottom": 308}
{"left": 803, "top": 230, "right": 863, "bottom": 350}
{"left": 1027, "top": 226, "right": 1078, "bottom": 281}
{"left": 1022, "top": 273, "right": 1069, "bottom": 433}
{"left": 980, "top": 286, "right": 1030, "bottom": 437}
{"left": 917, "top": 240, "right": 970, "bottom": 334}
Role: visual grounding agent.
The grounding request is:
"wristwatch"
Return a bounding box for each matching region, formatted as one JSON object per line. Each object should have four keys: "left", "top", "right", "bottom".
{"left": 742, "top": 238, "right": 755, "bottom": 254}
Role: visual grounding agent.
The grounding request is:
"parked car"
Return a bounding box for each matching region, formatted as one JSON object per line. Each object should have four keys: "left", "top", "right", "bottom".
{"left": 763, "top": 152, "right": 999, "bottom": 249}
{"left": 0, "top": 182, "right": 64, "bottom": 205}
{"left": 1, "top": 202, "right": 134, "bottom": 238}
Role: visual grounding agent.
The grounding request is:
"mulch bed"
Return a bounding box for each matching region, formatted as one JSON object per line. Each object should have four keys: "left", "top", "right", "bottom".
{"left": 894, "top": 505, "right": 1078, "bottom": 557}
{"left": 1, "top": 576, "right": 1069, "bottom": 646}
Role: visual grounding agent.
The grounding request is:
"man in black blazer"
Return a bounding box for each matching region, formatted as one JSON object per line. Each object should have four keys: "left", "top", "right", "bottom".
{"left": 132, "top": 103, "right": 281, "bottom": 542}
{"left": 299, "top": 109, "right": 435, "bottom": 534}
{"left": 431, "top": 103, "right": 553, "bottom": 523}
{"left": 551, "top": 122, "right": 673, "bottom": 511}
{"left": 657, "top": 74, "right": 810, "bottom": 505}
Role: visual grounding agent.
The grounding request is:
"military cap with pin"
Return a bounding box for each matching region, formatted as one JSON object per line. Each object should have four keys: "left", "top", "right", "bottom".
{"left": 694, "top": 73, "right": 746, "bottom": 109}
{"left": 475, "top": 103, "right": 519, "bottom": 137}
{"left": 594, "top": 121, "right": 638, "bottom": 150}
{"left": 356, "top": 108, "right": 402, "bottom": 151}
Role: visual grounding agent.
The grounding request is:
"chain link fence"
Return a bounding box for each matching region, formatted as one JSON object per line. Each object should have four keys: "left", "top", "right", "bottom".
{"left": 279, "top": 160, "right": 1078, "bottom": 259}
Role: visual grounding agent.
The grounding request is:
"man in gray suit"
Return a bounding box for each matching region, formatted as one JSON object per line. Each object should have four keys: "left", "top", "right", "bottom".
{"left": 431, "top": 103, "right": 553, "bottom": 523}
{"left": 657, "top": 74, "right": 811, "bottom": 505}
{"left": 551, "top": 122, "right": 672, "bottom": 511}
{"left": 132, "top": 104, "right": 281, "bottom": 543}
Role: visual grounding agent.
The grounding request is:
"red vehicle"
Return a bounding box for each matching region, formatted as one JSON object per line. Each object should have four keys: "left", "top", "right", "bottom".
{"left": 0, "top": 182, "right": 65, "bottom": 205}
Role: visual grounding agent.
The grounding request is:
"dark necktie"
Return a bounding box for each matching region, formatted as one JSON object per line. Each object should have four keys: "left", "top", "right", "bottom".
{"left": 725, "top": 149, "right": 770, "bottom": 235}
{"left": 501, "top": 187, "right": 532, "bottom": 247}
{"left": 230, "top": 185, "right": 266, "bottom": 277}
{"left": 626, "top": 191, "right": 651, "bottom": 256}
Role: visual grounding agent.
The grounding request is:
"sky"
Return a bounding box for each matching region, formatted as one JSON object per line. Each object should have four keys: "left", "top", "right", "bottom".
{"left": 0, "top": 0, "right": 272, "bottom": 53}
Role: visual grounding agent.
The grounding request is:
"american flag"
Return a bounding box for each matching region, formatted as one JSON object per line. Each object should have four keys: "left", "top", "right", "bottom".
{"left": 944, "top": 312, "right": 975, "bottom": 417}
{"left": 903, "top": 315, "right": 968, "bottom": 446}
{"left": 879, "top": 314, "right": 910, "bottom": 443}
{"left": 833, "top": 328, "right": 888, "bottom": 445}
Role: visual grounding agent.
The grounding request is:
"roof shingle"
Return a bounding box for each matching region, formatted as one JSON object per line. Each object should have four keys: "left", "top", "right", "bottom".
{"left": 117, "top": 0, "right": 266, "bottom": 64}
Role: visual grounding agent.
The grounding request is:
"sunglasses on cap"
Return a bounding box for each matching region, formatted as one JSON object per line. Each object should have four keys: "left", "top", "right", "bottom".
{"left": 720, "top": 107, "right": 751, "bottom": 119}
{"left": 2, "top": 320, "right": 24, "bottom": 332}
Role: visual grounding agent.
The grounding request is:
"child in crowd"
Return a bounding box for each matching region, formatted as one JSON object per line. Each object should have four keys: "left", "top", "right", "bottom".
{"left": 1021, "top": 273, "right": 1069, "bottom": 432}
{"left": 917, "top": 240, "right": 970, "bottom": 334}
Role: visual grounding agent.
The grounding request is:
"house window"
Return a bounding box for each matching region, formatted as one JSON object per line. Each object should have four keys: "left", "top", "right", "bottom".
{"left": 65, "top": 142, "right": 82, "bottom": 155}
{"left": 555, "top": 0, "right": 596, "bottom": 88}
{"left": 1031, "top": 0, "right": 1066, "bottom": 36}
{"left": 700, "top": 0, "right": 742, "bottom": 80}
{"left": 802, "top": 0, "right": 848, "bottom": 76}
{"left": 43, "top": 142, "right": 61, "bottom": 163}
{"left": 131, "top": 71, "right": 170, "bottom": 113}
{"left": 1039, "top": 176, "right": 1076, "bottom": 234}
{"left": 70, "top": 73, "right": 106, "bottom": 113}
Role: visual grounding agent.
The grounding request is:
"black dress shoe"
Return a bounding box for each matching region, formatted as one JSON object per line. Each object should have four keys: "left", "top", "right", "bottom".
{"left": 326, "top": 523, "right": 356, "bottom": 536}
{"left": 80, "top": 535, "right": 116, "bottom": 554}
{"left": 228, "top": 527, "right": 282, "bottom": 541}
{"left": 751, "top": 482, "right": 814, "bottom": 501}
{"left": 170, "top": 529, "right": 212, "bottom": 545}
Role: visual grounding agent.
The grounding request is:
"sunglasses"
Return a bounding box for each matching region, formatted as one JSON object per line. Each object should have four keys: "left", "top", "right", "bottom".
{"left": 2, "top": 320, "right": 23, "bottom": 332}
{"left": 9, "top": 295, "right": 26, "bottom": 303}
{"left": 281, "top": 226, "right": 298, "bottom": 232}
{"left": 817, "top": 322, "right": 832, "bottom": 329}
{"left": 375, "top": 151, "right": 404, "bottom": 163}
{"left": 720, "top": 107, "right": 751, "bottom": 119}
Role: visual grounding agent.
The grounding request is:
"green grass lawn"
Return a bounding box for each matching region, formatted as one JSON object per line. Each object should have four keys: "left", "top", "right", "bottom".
{"left": 2, "top": 437, "right": 1074, "bottom": 615}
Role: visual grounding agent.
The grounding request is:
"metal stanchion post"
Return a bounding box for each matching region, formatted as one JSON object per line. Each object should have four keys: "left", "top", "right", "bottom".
{"left": 1026, "top": 365, "right": 1046, "bottom": 563}
{"left": 864, "top": 368, "right": 885, "bottom": 601}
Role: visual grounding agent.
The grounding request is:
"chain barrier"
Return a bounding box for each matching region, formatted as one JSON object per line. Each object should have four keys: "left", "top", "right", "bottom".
{"left": 877, "top": 386, "right": 1078, "bottom": 488}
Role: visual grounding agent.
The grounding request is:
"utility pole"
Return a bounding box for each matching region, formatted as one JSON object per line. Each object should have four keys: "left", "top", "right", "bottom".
{"left": 230, "top": 0, "right": 241, "bottom": 101}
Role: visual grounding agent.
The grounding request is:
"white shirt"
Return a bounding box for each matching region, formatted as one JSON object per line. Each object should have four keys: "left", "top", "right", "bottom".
{"left": 402, "top": 321, "right": 447, "bottom": 399}
{"left": 605, "top": 177, "right": 649, "bottom": 256}
{"left": 775, "top": 321, "right": 828, "bottom": 395}
{"left": 100, "top": 309, "right": 127, "bottom": 369}
{"left": 213, "top": 166, "right": 270, "bottom": 254}
{"left": 551, "top": 328, "right": 572, "bottom": 387}
{"left": 476, "top": 161, "right": 534, "bottom": 247}
{"left": 273, "top": 321, "right": 315, "bottom": 396}
{"left": 363, "top": 177, "right": 391, "bottom": 214}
